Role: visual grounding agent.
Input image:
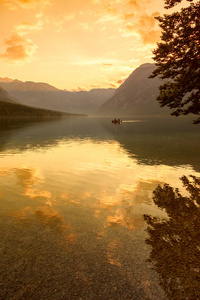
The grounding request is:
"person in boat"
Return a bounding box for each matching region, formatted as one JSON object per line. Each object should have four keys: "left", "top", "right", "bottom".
{"left": 112, "top": 118, "right": 121, "bottom": 123}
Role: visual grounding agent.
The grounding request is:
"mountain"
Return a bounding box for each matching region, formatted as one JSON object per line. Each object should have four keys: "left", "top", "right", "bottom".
{"left": 96, "top": 63, "right": 170, "bottom": 117}
{"left": 0, "top": 80, "right": 115, "bottom": 114}
{"left": 0, "top": 86, "right": 82, "bottom": 118}
{"left": 0, "top": 86, "right": 15, "bottom": 103}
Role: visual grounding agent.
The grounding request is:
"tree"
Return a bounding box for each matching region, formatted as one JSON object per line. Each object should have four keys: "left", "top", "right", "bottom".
{"left": 150, "top": 0, "right": 200, "bottom": 124}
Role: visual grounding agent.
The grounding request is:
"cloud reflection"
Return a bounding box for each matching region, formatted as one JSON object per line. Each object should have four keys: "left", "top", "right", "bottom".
{"left": 13, "top": 167, "right": 56, "bottom": 206}
{"left": 107, "top": 239, "right": 122, "bottom": 267}
{"left": 1, "top": 135, "right": 199, "bottom": 240}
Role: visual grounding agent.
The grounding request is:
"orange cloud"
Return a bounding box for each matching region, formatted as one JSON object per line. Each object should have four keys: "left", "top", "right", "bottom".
{"left": 138, "top": 12, "right": 160, "bottom": 29}
{"left": 94, "top": 1, "right": 160, "bottom": 45}
{"left": 137, "top": 12, "right": 161, "bottom": 44}
{"left": 0, "top": 14, "right": 43, "bottom": 63}
{"left": 140, "top": 29, "right": 161, "bottom": 44}
{"left": 124, "top": 12, "right": 161, "bottom": 44}
{"left": 54, "top": 14, "right": 75, "bottom": 32}
{"left": 91, "top": 84, "right": 103, "bottom": 88}
{"left": 124, "top": 13, "right": 135, "bottom": 20}
{"left": 102, "top": 63, "right": 114, "bottom": 67}
{"left": 110, "top": 83, "right": 117, "bottom": 88}
{"left": 0, "top": 33, "right": 37, "bottom": 63}
{"left": 96, "top": 5, "right": 123, "bottom": 25}
{"left": 92, "top": 0, "right": 101, "bottom": 4}
{"left": 14, "top": 20, "right": 43, "bottom": 35}
{"left": 129, "top": 0, "right": 140, "bottom": 9}
{"left": 71, "top": 86, "right": 87, "bottom": 91}
{"left": 117, "top": 78, "right": 126, "bottom": 84}
{"left": 108, "top": 77, "right": 127, "bottom": 88}
{"left": 0, "top": 0, "right": 51, "bottom": 10}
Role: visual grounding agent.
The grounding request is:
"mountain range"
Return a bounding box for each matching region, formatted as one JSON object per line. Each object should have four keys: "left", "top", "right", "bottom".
{"left": 0, "top": 63, "right": 171, "bottom": 117}
{"left": 0, "top": 79, "right": 115, "bottom": 115}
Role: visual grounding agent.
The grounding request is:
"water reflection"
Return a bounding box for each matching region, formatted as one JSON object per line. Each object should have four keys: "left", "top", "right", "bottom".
{"left": 0, "top": 150, "right": 168, "bottom": 298}
{"left": 144, "top": 175, "right": 200, "bottom": 299}
{"left": 1, "top": 116, "right": 200, "bottom": 171}
{"left": 0, "top": 118, "right": 59, "bottom": 156}
{"left": 0, "top": 117, "right": 200, "bottom": 299}
{"left": 103, "top": 117, "right": 200, "bottom": 172}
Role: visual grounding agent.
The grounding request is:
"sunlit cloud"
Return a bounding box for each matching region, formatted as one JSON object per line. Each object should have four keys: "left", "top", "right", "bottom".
{"left": 14, "top": 20, "right": 43, "bottom": 35}
{"left": 71, "top": 86, "right": 87, "bottom": 91}
{"left": 101, "top": 62, "right": 134, "bottom": 71}
{"left": 116, "top": 78, "right": 126, "bottom": 84}
{"left": 80, "top": 22, "right": 90, "bottom": 30}
{"left": 0, "top": 33, "right": 38, "bottom": 63}
{"left": 102, "top": 63, "right": 114, "bottom": 67}
{"left": 96, "top": 5, "right": 123, "bottom": 25}
{"left": 108, "top": 83, "right": 117, "bottom": 88}
{"left": 0, "top": 0, "right": 51, "bottom": 10}
{"left": 128, "top": 0, "right": 140, "bottom": 9}
{"left": 54, "top": 14, "right": 75, "bottom": 32}
{"left": 92, "top": 0, "right": 101, "bottom": 4}
{"left": 122, "top": 12, "right": 161, "bottom": 44}
{"left": 128, "top": 0, "right": 156, "bottom": 11}
{"left": 94, "top": 1, "right": 161, "bottom": 45}
{"left": 69, "top": 57, "right": 121, "bottom": 66}
{"left": 140, "top": 29, "right": 161, "bottom": 44}
{"left": 137, "top": 11, "right": 161, "bottom": 43}
{"left": 124, "top": 13, "right": 135, "bottom": 20}
{"left": 101, "top": 64, "right": 135, "bottom": 87}
{"left": 0, "top": 14, "right": 44, "bottom": 63}
{"left": 0, "top": 0, "right": 175, "bottom": 89}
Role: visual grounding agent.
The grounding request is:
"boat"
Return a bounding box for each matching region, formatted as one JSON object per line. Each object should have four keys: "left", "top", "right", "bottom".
{"left": 112, "top": 119, "right": 122, "bottom": 124}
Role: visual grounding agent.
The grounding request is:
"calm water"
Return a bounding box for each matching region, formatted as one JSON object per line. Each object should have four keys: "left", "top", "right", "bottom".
{"left": 0, "top": 116, "right": 200, "bottom": 299}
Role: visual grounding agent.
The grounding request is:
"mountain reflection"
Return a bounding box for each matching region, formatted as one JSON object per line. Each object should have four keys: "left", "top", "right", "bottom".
{"left": 1, "top": 116, "right": 200, "bottom": 171}
{"left": 144, "top": 175, "right": 200, "bottom": 300}
{"left": 0, "top": 117, "right": 63, "bottom": 153}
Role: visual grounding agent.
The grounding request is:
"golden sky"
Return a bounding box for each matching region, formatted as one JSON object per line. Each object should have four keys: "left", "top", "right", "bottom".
{"left": 0, "top": 0, "right": 183, "bottom": 90}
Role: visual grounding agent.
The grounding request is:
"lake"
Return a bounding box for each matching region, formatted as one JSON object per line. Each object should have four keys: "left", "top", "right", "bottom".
{"left": 0, "top": 116, "right": 200, "bottom": 299}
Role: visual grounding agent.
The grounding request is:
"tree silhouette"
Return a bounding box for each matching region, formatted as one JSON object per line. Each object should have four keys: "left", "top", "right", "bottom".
{"left": 144, "top": 175, "right": 200, "bottom": 299}
{"left": 150, "top": 0, "right": 200, "bottom": 124}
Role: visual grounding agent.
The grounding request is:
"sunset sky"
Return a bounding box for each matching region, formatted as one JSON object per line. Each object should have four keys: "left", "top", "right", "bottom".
{"left": 0, "top": 0, "right": 185, "bottom": 90}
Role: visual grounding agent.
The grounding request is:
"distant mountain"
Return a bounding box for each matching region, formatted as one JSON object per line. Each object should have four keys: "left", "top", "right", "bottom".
{"left": 0, "top": 86, "right": 82, "bottom": 118}
{"left": 0, "top": 80, "right": 115, "bottom": 114}
{"left": 96, "top": 63, "right": 170, "bottom": 117}
{"left": 0, "top": 86, "right": 15, "bottom": 103}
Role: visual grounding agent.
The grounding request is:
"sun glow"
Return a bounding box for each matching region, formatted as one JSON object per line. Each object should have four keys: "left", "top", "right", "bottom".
{"left": 0, "top": 0, "right": 169, "bottom": 90}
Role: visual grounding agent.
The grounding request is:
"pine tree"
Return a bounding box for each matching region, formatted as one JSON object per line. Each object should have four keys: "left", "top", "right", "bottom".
{"left": 150, "top": 0, "right": 200, "bottom": 124}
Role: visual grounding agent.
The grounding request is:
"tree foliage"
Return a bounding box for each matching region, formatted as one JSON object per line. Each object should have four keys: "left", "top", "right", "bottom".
{"left": 150, "top": 0, "right": 200, "bottom": 124}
